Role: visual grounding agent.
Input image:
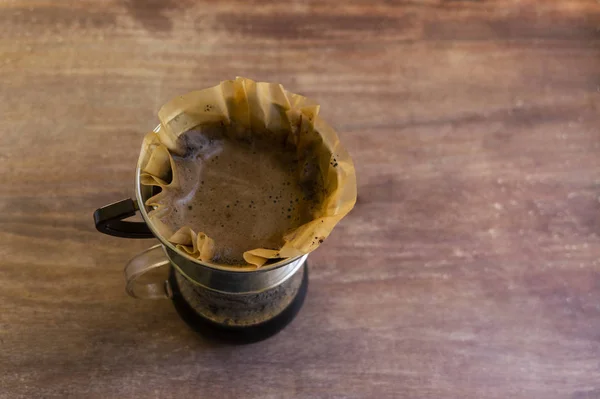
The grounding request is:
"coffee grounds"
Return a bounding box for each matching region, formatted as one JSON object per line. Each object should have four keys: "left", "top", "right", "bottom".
{"left": 158, "top": 125, "right": 322, "bottom": 265}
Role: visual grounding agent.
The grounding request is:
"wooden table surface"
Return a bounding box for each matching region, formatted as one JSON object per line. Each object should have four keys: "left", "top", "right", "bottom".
{"left": 2, "top": 1, "right": 600, "bottom": 398}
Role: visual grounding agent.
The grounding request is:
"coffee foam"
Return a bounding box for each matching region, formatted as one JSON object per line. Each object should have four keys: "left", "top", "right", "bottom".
{"left": 157, "top": 125, "right": 322, "bottom": 265}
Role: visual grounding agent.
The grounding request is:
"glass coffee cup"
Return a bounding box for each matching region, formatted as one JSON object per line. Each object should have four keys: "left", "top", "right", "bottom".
{"left": 94, "top": 125, "right": 309, "bottom": 343}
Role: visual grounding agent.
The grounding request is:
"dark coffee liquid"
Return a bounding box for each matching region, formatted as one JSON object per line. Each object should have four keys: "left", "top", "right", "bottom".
{"left": 159, "top": 126, "right": 322, "bottom": 265}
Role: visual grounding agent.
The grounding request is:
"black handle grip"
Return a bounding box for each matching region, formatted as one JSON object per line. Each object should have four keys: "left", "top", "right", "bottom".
{"left": 94, "top": 198, "right": 154, "bottom": 239}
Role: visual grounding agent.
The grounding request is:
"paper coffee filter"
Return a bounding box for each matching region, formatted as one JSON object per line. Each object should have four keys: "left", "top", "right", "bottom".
{"left": 138, "top": 77, "right": 356, "bottom": 268}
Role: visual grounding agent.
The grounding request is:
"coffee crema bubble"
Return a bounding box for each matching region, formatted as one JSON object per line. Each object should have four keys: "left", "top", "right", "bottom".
{"left": 158, "top": 125, "right": 323, "bottom": 265}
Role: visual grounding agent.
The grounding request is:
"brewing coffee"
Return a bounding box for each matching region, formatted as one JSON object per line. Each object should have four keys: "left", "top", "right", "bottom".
{"left": 156, "top": 124, "right": 323, "bottom": 265}
{"left": 93, "top": 77, "right": 356, "bottom": 342}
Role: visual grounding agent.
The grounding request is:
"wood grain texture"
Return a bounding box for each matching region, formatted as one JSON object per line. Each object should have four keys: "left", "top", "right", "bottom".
{"left": 1, "top": 0, "right": 600, "bottom": 398}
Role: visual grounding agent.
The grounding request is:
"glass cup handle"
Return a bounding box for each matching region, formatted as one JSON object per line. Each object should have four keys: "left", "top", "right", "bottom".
{"left": 124, "top": 244, "right": 173, "bottom": 299}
